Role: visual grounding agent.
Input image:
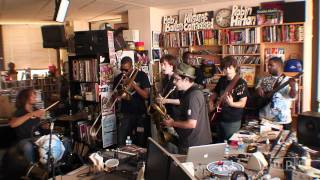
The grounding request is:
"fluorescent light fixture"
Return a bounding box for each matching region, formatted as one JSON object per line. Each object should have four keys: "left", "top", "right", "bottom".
{"left": 55, "top": 0, "right": 70, "bottom": 22}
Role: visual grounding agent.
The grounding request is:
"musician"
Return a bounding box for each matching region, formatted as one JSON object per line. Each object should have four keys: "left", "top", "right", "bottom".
{"left": 256, "top": 57, "right": 297, "bottom": 129}
{"left": 182, "top": 51, "right": 205, "bottom": 86}
{"left": 156, "top": 54, "right": 181, "bottom": 119}
{"left": 9, "top": 88, "right": 46, "bottom": 163}
{"left": 162, "top": 63, "right": 212, "bottom": 154}
{"left": 114, "top": 56, "right": 151, "bottom": 147}
{"left": 211, "top": 56, "right": 248, "bottom": 142}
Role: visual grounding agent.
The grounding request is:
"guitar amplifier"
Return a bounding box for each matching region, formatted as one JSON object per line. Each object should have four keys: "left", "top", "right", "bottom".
{"left": 297, "top": 111, "right": 320, "bottom": 148}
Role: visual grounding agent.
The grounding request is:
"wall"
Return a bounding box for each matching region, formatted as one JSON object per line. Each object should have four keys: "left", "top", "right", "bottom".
{"left": 2, "top": 25, "right": 57, "bottom": 70}
{"left": 128, "top": 0, "right": 312, "bottom": 111}
{"left": 128, "top": 7, "right": 152, "bottom": 55}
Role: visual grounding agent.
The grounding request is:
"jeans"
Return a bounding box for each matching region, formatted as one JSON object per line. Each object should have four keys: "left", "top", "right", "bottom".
{"left": 218, "top": 121, "right": 241, "bottom": 142}
{"left": 17, "top": 139, "right": 36, "bottom": 163}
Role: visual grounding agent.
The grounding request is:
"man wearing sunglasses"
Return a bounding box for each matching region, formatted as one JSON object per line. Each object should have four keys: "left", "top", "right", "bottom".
{"left": 162, "top": 63, "right": 212, "bottom": 154}
{"left": 113, "top": 56, "right": 151, "bottom": 147}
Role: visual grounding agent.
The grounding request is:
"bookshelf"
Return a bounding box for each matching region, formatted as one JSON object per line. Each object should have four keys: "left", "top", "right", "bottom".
{"left": 160, "top": 21, "right": 304, "bottom": 115}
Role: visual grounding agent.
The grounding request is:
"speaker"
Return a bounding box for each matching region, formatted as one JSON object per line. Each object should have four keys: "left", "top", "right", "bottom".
{"left": 74, "top": 30, "right": 109, "bottom": 56}
{"left": 283, "top": 1, "right": 305, "bottom": 23}
{"left": 92, "top": 30, "right": 108, "bottom": 54}
{"left": 41, "top": 25, "right": 66, "bottom": 48}
{"left": 297, "top": 111, "right": 320, "bottom": 148}
{"left": 75, "top": 31, "right": 93, "bottom": 55}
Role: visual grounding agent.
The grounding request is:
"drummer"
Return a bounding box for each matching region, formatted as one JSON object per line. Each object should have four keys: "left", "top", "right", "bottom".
{"left": 9, "top": 88, "right": 48, "bottom": 163}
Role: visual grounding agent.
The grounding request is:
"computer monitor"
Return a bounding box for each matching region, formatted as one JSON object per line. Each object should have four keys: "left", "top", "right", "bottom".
{"left": 168, "top": 155, "right": 195, "bottom": 180}
{"left": 145, "top": 138, "right": 172, "bottom": 180}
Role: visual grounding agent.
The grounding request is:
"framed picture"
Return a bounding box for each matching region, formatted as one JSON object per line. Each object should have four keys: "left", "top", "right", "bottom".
{"left": 152, "top": 31, "right": 160, "bottom": 48}
{"left": 178, "top": 9, "right": 193, "bottom": 23}
{"left": 152, "top": 48, "right": 161, "bottom": 61}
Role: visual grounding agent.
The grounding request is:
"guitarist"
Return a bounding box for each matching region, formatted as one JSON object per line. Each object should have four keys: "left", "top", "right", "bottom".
{"left": 211, "top": 56, "right": 248, "bottom": 142}
{"left": 256, "top": 57, "right": 297, "bottom": 130}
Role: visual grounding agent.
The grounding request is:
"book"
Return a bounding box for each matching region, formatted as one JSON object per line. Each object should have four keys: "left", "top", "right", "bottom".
{"left": 240, "top": 65, "right": 256, "bottom": 86}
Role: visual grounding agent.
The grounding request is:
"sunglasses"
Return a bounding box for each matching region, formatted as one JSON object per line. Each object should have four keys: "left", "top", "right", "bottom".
{"left": 120, "top": 68, "right": 129, "bottom": 72}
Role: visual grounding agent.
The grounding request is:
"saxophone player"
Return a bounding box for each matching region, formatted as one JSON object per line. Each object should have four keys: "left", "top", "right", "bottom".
{"left": 113, "top": 56, "right": 151, "bottom": 147}
{"left": 162, "top": 63, "right": 212, "bottom": 154}
{"left": 156, "top": 54, "right": 182, "bottom": 120}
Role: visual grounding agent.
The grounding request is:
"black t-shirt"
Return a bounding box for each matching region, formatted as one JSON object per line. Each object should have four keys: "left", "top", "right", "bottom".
{"left": 162, "top": 75, "right": 182, "bottom": 119}
{"left": 14, "top": 108, "right": 40, "bottom": 140}
{"left": 214, "top": 76, "right": 249, "bottom": 122}
{"left": 175, "top": 85, "right": 212, "bottom": 149}
{"left": 113, "top": 70, "right": 151, "bottom": 114}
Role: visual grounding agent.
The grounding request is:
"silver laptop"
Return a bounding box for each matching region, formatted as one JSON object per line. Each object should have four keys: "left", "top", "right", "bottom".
{"left": 186, "top": 143, "right": 226, "bottom": 165}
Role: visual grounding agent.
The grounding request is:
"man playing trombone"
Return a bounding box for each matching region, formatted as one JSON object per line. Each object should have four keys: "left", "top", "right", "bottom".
{"left": 113, "top": 56, "right": 151, "bottom": 147}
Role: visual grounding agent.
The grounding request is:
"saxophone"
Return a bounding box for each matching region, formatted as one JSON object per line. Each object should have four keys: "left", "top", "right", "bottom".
{"left": 150, "top": 85, "right": 177, "bottom": 145}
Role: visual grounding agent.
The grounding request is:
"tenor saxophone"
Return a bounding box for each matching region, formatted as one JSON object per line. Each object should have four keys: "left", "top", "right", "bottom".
{"left": 150, "top": 86, "right": 177, "bottom": 144}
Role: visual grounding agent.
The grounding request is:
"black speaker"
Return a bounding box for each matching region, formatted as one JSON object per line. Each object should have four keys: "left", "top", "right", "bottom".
{"left": 41, "top": 25, "right": 66, "bottom": 48}
{"left": 75, "top": 31, "right": 93, "bottom": 55}
{"left": 92, "top": 30, "right": 108, "bottom": 54}
{"left": 283, "top": 1, "right": 305, "bottom": 23}
{"left": 297, "top": 111, "right": 320, "bottom": 148}
{"left": 74, "top": 30, "right": 109, "bottom": 56}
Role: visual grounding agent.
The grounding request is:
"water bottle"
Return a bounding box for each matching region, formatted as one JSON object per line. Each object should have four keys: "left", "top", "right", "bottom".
{"left": 224, "top": 140, "right": 230, "bottom": 158}
{"left": 238, "top": 138, "right": 245, "bottom": 153}
{"left": 126, "top": 136, "right": 132, "bottom": 146}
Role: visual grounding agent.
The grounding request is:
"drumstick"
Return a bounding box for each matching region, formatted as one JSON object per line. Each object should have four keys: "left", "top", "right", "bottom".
{"left": 45, "top": 101, "right": 60, "bottom": 111}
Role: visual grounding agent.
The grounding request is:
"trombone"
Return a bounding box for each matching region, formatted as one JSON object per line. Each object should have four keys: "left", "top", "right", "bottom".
{"left": 89, "top": 61, "right": 142, "bottom": 140}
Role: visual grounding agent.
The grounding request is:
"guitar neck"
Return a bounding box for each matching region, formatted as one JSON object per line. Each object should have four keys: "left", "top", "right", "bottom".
{"left": 270, "top": 72, "right": 303, "bottom": 95}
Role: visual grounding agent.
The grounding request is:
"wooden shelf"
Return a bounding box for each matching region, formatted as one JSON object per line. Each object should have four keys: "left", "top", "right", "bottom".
{"left": 220, "top": 25, "right": 260, "bottom": 30}
{"left": 261, "top": 22, "right": 305, "bottom": 27}
{"left": 223, "top": 54, "right": 260, "bottom": 56}
{"left": 262, "top": 41, "right": 304, "bottom": 44}
{"left": 221, "top": 43, "right": 260, "bottom": 46}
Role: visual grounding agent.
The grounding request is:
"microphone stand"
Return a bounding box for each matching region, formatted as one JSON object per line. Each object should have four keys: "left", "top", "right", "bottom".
{"left": 47, "top": 118, "right": 56, "bottom": 180}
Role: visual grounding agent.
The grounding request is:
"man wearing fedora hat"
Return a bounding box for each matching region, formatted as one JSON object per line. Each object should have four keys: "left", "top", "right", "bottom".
{"left": 162, "top": 63, "right": 212, "bottom": 154}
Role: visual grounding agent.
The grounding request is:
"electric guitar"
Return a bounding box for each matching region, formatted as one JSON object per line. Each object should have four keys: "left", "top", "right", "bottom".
{"left": 255, "top": 72, "right": 303, "bottom": 110}
{"left": 210, "top": 75, "right": 240, "bottom": 122}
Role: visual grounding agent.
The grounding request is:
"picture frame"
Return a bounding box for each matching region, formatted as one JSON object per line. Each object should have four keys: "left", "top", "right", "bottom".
{"left": 178, "top": 8, "right": 194, "bottom": 23}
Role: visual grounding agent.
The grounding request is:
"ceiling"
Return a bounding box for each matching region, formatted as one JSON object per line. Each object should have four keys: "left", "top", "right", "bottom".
{"left": 0, "top": 0, "right": 232, "bottom": 24}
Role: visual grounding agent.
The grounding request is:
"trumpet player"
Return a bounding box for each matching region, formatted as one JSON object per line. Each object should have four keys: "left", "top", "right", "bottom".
{"left": 162, "top": 63, "right": 212, "bottom": 154}
{"left": 157, "top": 54, "right": 181, "bottom": 119}
{"left": 113, "top": 56, "right": 151, "bottom": 147}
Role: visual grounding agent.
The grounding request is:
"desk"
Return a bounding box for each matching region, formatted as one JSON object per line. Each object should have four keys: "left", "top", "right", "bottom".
{"left": 174, "top": 130, "right": 294, "bottom": 180}
{"left": 55, "top": 164, "right": 138, "bottom": 180}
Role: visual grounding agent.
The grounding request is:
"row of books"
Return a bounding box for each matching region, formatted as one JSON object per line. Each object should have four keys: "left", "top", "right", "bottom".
{"left": 233, "top": 56, "right": 261, "bottom": 65}
{"left": 72, "top": 59, "right": 99, "bottom": 82}
{"left": 264, "top": 48, "right": 285, "bottom": 72}
{"left": 160, "top": 30, "right": 219, "bottom": 48}
{"left": 78, "top": 83, "right": 100, "bottom": 102}
{"left": 77, "top": 121, "right": 94, "bottom": 146}
{"left": 225, "top": 45, "right": 260, "bottom": 54}
{"left": 219, "top": 28, "right": 261, "bottom": 45}
{"left": 262, "top": 25, "right": 304, "bottom": 43}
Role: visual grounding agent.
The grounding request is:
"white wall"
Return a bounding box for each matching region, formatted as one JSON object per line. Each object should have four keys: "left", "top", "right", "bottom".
{"left": 2, "top": 25, "right": 57, "bottom": 70}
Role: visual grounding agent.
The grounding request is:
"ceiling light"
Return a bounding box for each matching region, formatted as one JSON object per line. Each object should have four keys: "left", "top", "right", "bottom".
{"left": 54, "top": 0, "right": 70, "bottom": 22}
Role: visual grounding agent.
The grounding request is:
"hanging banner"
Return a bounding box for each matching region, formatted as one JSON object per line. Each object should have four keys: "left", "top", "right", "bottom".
{"left": 230, "top": 5, "right": 257, "bottom": 27}
{"left": 162, "top": 11, "right": 214, "bottom": 32}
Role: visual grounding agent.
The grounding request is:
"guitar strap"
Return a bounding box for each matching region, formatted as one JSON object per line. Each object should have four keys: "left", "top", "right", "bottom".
{"left": 272, "top": 74, "right": 286, "bottom": 90}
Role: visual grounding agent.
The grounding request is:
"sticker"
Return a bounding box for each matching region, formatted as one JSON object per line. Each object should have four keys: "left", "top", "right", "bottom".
{"left": 187, "top": 109, "right": 192, "bottom": 116}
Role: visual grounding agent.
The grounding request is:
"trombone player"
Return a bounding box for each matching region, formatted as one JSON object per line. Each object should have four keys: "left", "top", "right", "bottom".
{"left": 113, "top": 56, "right": 151, "bottom": 147}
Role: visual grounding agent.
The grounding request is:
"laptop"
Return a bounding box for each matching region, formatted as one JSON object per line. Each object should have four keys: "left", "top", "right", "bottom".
{"left": 186, "top": 143, "right": 226, "bottom": 165}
